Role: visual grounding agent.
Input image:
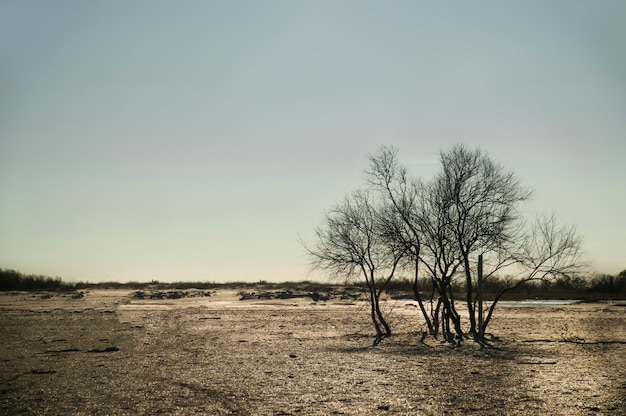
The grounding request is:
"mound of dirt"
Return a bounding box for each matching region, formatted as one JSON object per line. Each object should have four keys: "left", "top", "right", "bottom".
{"left": 238, "top": 289, "right": 362, "bottom": 302}
{"left": 131, "top": 290, "right": 211, "bottom": 300}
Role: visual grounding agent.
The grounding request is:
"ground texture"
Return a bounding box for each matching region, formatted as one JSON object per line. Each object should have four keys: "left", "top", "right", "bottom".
{"left": 1, "top": 289, "right": 625, "bottom": 415}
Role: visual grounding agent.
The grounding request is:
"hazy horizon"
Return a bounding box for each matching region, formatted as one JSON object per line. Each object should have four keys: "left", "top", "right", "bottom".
{"left": 1, "top": 1, "right": 625, "bottom": 282}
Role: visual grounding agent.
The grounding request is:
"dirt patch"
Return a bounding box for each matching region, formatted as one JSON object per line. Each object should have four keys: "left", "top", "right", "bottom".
{"left": 131, "top": 290, "right": 212, "bottom": 300}
{"left": 237, "top": 288, "right": 362, "bottom": 302}
{"left": 1, "top": 290, "right": 625, "bottom": 415}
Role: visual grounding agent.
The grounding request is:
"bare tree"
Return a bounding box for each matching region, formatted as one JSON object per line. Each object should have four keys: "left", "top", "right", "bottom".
{"left": 481, "top": 213, "right": 583, "bottom": 332}
{"left": 364, "top": 144, "right": 583, "bottom": 342}
{"left": 431, "top": 144, "right": 532, "bottom": 335}
{"left": 306, "top": 144, "right": 584, "bottom": 345}
{"left": 416, "top": 176, "right": 467, "bottom": 341}
{"left": 304, "top": 189, "right": 407, "bottom": 344}
{"left": 365, "top": 146, "right": 435, "bottom": 336}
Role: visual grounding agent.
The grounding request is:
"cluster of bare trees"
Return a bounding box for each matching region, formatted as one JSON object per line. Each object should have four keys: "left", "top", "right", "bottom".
{"left": 305, "top": 145, "right": 583, "bottom": 344}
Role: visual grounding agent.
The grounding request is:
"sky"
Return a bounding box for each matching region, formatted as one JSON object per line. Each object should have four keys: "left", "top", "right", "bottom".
{"left": 1, "top": 1, "right": 625, "bottom": 282}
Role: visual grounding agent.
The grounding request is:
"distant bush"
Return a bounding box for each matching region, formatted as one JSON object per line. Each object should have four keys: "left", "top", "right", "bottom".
{"left": 0, "top": 269, "right": 75, "bottom": 291}
{"left": 588, "top": 274, "right": 625, "bottom": 293}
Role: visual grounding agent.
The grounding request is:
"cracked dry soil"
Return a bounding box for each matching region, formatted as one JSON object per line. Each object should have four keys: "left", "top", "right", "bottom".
{"left": 1, "top": 290, "right": 625, "bottom": 415}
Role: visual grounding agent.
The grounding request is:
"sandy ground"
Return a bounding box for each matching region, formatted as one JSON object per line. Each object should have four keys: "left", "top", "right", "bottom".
{"left": 1, "top": 288, "right": 625, "bottom": 415}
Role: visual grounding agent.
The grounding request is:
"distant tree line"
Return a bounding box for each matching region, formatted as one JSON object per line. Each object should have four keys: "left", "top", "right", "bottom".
{"left": 0, "top": 271, "right": 361, "bottom": 293}
{"left": 0, "top": 269, "right": 76, "bottom": 291}
{"left": 1, "top": 268, "right": 623, "bottom": 297}
{"left": 384, "top": 272, "right": 626, "bottom": 300}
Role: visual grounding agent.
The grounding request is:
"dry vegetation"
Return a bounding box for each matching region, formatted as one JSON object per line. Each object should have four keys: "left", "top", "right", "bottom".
{"left": 1, "top": 286, "right": 625, "bottom": 415}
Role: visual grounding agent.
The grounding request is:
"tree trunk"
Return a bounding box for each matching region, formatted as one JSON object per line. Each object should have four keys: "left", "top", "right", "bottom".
{"left": 482, "top": 286, "right": 515, "bottom": 333}
{"left": 463, "top": 254, "right": 477, "bottom": 334}
{"left": 435, "top": 280, "right": 463, "bottom": 342}
{"left": 431, "top": 297, "right": 442, "bottom": 338}
{"left": 412, "top": 260, "right": 434, "bottom": 334}
{"left": 446, "top": 282, "right": 464, "bottom": 339}
{"left": 477, "top": 254, "right": 484, "bottom": 339}
{"left": 374, "top": 291, "right": 391, "bottom": 338}
{"left": 365, "top": 274, "right": 383, "bottom": 337}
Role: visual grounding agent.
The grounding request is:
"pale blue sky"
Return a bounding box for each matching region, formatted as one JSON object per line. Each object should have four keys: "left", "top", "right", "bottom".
{"left": 1, "top": 1, "right": 625, "bottom": 282}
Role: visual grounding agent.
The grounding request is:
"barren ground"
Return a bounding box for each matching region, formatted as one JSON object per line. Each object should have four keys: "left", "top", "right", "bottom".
{"left": 1, "top": 288, "right": 625, "bottom": 415}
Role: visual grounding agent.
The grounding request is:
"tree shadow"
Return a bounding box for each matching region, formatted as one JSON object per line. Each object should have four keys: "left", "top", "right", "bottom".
{"left": 324, "top": 331, "right": 578, "bottom": 413}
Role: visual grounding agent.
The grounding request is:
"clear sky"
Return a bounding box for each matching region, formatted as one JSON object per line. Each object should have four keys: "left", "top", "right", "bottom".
{"left": 1, "top": 1, "right": 625, "bottom": 282}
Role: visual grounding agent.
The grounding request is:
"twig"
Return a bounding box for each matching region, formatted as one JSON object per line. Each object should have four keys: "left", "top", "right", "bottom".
{"left": 518, "top": 361, "right": 557, "bottom": 365}
{"left": 521, "top": 339, "right": 626, "bottom": 345}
